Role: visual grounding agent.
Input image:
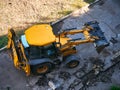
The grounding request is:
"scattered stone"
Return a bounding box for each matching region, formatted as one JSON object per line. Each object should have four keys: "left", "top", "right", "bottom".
{"left": 99, "top": 74, "right": 112, "bottom": 83}
{"left": 35, "top": 76, "right": 48, "bottom": 86}
{"left": 59, "top": 71, "right": 71, "bottom": 80}
{"left": 110, "top": 37, "right": 118, "bottom": 44}
{"left": 75, "top": 70, "right": 85, "bottom": 79}
{"left": 48, "top": 80, "right": 63, "bottom": 90}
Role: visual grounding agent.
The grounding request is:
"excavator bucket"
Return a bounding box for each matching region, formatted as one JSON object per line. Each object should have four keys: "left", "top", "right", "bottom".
{"left": 84, "top": 21, "right": 109, "bottom": 53}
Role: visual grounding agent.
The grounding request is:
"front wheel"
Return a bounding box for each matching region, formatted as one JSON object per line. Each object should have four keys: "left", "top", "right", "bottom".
{"left": 64, "top": 55, "right": 80, "bottom": 68}
{"left": 67, "top": 60, "right": 79, "bottom": 68}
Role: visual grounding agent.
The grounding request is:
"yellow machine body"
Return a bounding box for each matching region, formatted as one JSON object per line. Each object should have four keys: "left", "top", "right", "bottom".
{"left": 25, "top": 24, "right": 56, "bottom": 46}
{"left": 7, "top": 29, "right": 30, "bottom": 75}
{"left": 7, "top": 21, "right": 109, "bottom": 76}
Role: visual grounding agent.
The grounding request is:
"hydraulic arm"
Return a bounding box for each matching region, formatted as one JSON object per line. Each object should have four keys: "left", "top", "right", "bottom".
{"left": 58, "top": 21, "right": 109, "bottom": 53}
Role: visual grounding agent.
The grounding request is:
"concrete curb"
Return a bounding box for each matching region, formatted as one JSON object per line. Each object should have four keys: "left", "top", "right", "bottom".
{"left": 51, "top": 0, "right": 101, "bottom": 26}
{"left": 88, "top": 0, "right": 104, "bottom": 8}
{"left": 0, "top": 45, "right": 7, "bottom": 52}
{"left": 51, "top": 14, "right": 71, "bottom": 25}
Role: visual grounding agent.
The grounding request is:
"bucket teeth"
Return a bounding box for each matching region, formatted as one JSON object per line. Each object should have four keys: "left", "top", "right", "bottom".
{"left": 85, "top": 21, "right": 109, "bottom": 53}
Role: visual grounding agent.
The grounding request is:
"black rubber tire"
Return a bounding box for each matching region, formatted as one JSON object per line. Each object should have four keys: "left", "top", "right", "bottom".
{"left": 66, "top": 60, "right": 79, "bottom": 68}
{"left": 31, "top": 63, "right": 53, "bottom": 75}
{"left": 64, "top": 55, "right": 80, "bottom": 68}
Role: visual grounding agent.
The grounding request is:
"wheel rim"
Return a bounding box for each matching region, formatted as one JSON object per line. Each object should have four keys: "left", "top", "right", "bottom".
{"left": 69, "top": 61, "right": 78, "bottom": 68}
{"left": 37, "top": 65, "right": 48, "bottom": 74}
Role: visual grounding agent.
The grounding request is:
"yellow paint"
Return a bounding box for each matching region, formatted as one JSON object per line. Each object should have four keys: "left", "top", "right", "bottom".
{"left": 7, "top": 29, "right": 12, "bottom": 48}
{"left": 56, "top": 37, "right": 70, "bottom": 46}
{"left": 19, "top": 43, "right": 30, "bottom": 76}
{"left": 25, "top": 24, "right": 56, "bottom": 46}
{"left": 62, "top": 48, "right": 77, "bottom": 56}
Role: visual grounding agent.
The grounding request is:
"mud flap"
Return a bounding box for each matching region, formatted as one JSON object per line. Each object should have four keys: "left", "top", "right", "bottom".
{"left": 84, "top": 21, "right": 109, "bottom": 53}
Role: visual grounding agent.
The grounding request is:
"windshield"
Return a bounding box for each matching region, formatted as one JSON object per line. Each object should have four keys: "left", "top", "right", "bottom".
{"left": 24, "top": 43, "right": 58, "bottom": 59}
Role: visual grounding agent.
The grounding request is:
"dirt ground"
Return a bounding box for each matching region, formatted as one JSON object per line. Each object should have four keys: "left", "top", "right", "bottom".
{"left": 0, "top": 0, "right": 88, "bottom": 36}
{"left": 0, "top": 0, "right": 120, "bottom": 90}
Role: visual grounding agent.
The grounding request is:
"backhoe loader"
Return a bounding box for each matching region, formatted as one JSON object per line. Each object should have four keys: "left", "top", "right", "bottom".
{"left": 7, "top": 21, "right": 109, "bottom": 76}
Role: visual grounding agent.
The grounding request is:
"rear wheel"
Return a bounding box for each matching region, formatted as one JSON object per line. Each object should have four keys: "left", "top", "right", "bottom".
{"left": 31, "top": 63, "right": 53, "bottom": 75}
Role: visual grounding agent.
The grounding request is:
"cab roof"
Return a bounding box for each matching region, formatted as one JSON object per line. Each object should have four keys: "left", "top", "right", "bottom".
{"left": 25, "top": 24, "right": 56, "bottom": 46}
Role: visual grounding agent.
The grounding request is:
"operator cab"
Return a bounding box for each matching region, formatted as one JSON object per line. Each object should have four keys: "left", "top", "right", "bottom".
{"left": 21, "top": 35, "right": 59, "bottom": 60}
{"left": 21, "top": 24, "right": 59, "bottom": 60}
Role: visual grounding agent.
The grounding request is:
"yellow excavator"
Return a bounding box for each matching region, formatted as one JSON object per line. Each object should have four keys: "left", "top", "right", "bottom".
{"left": 7, "top": 21, "right": 109, "bottom": 76}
